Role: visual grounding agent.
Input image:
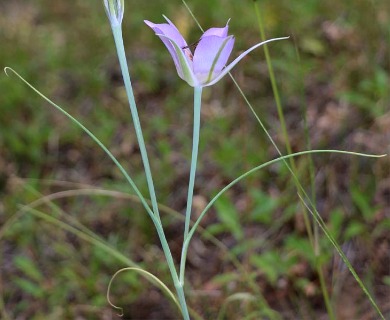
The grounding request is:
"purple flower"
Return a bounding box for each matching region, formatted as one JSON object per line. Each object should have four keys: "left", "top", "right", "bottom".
{"left": 145, "top": 16, "right": 288, "bottom": 87}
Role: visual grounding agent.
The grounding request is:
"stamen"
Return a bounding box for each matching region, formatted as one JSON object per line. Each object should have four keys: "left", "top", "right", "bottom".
{"left": 181, "top": 39, "right": 200, "bottom": 61}
{"left": 183, "top": 48, "right": 193, "bottom": 61}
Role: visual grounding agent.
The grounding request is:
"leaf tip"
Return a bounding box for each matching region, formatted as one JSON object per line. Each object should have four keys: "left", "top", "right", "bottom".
{"left": 4, "top": 67, "right": 11, "bottom": 76}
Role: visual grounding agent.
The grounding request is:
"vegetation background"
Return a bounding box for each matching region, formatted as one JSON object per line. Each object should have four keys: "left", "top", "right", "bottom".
{"left": 0, "top": 0, "right": 389, "bottom": 319}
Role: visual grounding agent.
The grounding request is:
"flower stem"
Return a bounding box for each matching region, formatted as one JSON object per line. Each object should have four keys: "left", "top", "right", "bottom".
{"left": 181, "top": 86, "right": 203, "bottom": 283}
{"left": 253, "top": 3, "right": 291, "bottom": 156}
{"left": 111, "top": 26, "right": 190, "bottom": 319}
{"left": 175, "top": 282, "right": 191, "bottom": 320}
{"left": 111, "top": 25, "right": 161, "bottom": 223}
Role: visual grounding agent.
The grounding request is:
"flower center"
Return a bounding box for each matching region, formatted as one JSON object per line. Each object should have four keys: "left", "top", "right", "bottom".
{"left": 183, "top": 48, "right": 193, "bottom": 61}
{"left": 181, "top": 40, "right": 200, "bottom": 61}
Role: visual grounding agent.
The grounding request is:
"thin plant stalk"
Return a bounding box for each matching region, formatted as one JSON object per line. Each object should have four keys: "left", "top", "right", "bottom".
{"left": 252, "top": 2, "right": 315, "bottom": 245}
{"left": 110, "top": 25, "right": 161, "bottom": 223}
{"left": 184, "top": 86, "right": 203, "bottom": 239}
{"left": 293, "top": 42, "right": 319, "bottom": 251}
{"left": 177, "top": 84, "right": 276, "bottom": 315}
{"left": 292, "top": 41, "right": 333, "bottom": 316}
{"left": 180, "top": 86, "right": 203, "bottom": 283}
{"left": 253, "top": 3, "right": 334, "bottom": 318}
{"left": 109, "top": 27, "right": 190, "bottom": 318}
{"left": 253, "top": 2, "right": 293, "bottom": 162}
{"left": 105, "top": 5, "right": 189, "bottom": 317}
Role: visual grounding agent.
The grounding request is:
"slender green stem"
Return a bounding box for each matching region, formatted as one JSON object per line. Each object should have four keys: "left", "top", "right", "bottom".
{"left": 252, "top": 1, "right": 315, "bottom": 248}
{"left": 253, "top": 0, "right": 317, "bottom": 251}
{"left": 293, "top": 41, "right": 320, "bottom": 256}
{"left": 253, "top": 2, "right": 293, "bottom": 163}
{"left": 292, "top": 41, "right": 333, "bottom": 316}
{"left": 110, "top": 24, "right": 191, "bottom": 318}
{"left": 253, "top": 3, "right": 335, "bottom": 318}
{"left": 252, "top": 2, "right": 318, "bottom": 249}
{"left": 152, "top": 226, "right": 190, "bottom": 320}
{"left": 109, "top": 29, "right": 191, "bottom": 317}
{"left": 184, "top": 86, "right": 203, "bottom": 239}
{"left": 316, "top": 263, "right": 335, "bottom": 319}
{"left": 111, "top": 25, "right": 160, "bottom": 223}
{"left": 180, "top": 86, "right": 203, "bottom": 284}
{"left": 175, "top": 283, "right": 190, "bottom": 320}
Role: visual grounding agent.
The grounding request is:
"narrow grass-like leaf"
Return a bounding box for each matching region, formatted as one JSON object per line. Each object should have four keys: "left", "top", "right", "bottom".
{"left": 107, "top": 267, "right": 180, "bottom": 316}
{"left": 3, "top": 68, "right": 155, "bottom": 224}
{"left": 186, "top": 150, "right": 385, "bottom": 243}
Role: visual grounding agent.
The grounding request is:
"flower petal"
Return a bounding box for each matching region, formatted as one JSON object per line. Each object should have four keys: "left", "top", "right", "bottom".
{"left": 144, "top": 17, "right": 188, "bottom": 48}
{"left": 201, "top": 20, "right": 230, "bottom": 38}
{"left": 205, "top": 36, "right": 289, "bottom": 87}
{"left": 193, "top": 35, "right": 235, "bottom": 85}
{"left": 156, "top": 34, "right": 199, "bottom": 86}
{"left": 145, "top": 19, "right": 191, "bottom": 79}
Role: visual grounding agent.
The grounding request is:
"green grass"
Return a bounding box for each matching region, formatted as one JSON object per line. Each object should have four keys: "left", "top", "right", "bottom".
{"left": 1, "top": 0, "right": 389, "bottom": 319}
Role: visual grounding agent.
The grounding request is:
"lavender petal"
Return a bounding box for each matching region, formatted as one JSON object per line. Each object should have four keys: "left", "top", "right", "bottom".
{"left": 193, "top": 35, "right": 235, "bottom": 84}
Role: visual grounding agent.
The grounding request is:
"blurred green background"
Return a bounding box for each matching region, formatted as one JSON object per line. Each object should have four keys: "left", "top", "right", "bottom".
{"left": 1, "top": 0, "right": 389, "bottom": 319}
